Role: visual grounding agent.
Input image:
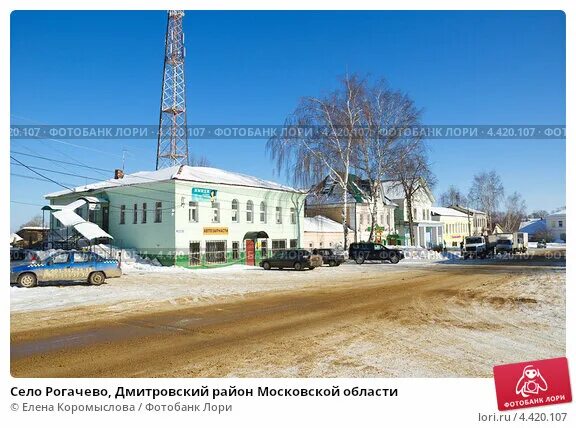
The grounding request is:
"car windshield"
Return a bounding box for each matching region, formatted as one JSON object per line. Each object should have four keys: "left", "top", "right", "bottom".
{"left": 497, "top": 239, "right": 512, "bottom": 245}
{"left": 466, "top": 237, "right": 483, "bottom": 244}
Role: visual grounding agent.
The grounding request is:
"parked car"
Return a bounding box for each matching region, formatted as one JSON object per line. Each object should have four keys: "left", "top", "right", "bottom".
{"left": 348, "top": 242, "right": 404, "bottom": 264}
{"left": 537, "top": 240, "right": 547, "bottom": 249}
{"left": 312, "top": 248, "right": 345, "bottom": 267}
{"left": 10, "top": 250, "right": 122, "bottom": 288}
{"left": 260, "top": 249, "right": 322, "bottom": 271}
{"left": 10, "top": 248, "right": 40, "bottom": 264}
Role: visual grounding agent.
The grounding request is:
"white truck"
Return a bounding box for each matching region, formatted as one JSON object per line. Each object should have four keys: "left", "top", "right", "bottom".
{"left": 462, "top": 235, "right": 498, "bottom": 259}
{"left": 495, "top": 232, "right": 529, "bottom": 254}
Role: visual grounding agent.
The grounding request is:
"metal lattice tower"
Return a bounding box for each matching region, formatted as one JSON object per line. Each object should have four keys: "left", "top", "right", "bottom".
{"left": 156, "top": 10, "right": 189, "bottom": 170}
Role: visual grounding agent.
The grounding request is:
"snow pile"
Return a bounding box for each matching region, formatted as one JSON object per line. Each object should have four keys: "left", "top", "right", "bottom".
{"left": 87, "top": 244, "right": 184, "bottom": 272}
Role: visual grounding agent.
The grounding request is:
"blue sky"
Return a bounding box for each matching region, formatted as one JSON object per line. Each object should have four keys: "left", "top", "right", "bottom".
{"left": 10, "top": 10, "right": 565, "bottom": 231}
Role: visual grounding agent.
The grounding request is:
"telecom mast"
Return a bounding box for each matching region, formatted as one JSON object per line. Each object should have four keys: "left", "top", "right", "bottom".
{"left": 156, "top": 10, "right": 189, "bottom": 170}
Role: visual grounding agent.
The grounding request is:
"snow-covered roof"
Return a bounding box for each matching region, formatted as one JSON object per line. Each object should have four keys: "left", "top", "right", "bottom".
{"left": 381, "top": 179, "right": 435, "bottom": 203}
{"left": 450, "top": 205, "right": 487, "bottom": 215}
{"left": 431, "top": 207, "right": 468, "bottom": 218}
{"left": 307, "top": 175, "right": 397, "bottom": 207}
{"left": 11, "top": 233, "right": 23, "bottom": 242}
{"left": 45, "top": 165, "right": 301, "bottom": 198}
{"left": 304, "top": 215, "right": 351, "bottom": 233}
{"left": 547, "top": 209, "right": 566, "bottom": 217}
{"left": 519, "top": 219, "right": 546, "bottom": 234}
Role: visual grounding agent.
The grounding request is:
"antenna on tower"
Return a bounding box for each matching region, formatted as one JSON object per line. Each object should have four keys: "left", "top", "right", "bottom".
{"left": 156, "top": 10, "right": 189, "bottom": 170}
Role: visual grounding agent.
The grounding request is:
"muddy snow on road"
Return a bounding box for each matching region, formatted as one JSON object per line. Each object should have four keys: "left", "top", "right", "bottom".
{"left": 11, "top": 260, "right": 565, "bottom": 378}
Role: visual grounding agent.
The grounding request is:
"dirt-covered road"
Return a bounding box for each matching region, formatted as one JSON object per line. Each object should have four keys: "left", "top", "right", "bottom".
{"left": 11, "top": 264, "right": 565, "bottom": 377}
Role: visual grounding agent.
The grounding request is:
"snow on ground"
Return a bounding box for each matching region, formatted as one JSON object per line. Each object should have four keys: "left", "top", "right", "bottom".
{"left": 10, "top": 259, "right": 438, "bottom": 314}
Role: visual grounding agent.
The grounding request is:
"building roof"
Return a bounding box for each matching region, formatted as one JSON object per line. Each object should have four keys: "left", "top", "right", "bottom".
{"left": 547, "top": 209, "right": 566, "bottom": 217}
{"left": 306, "top": 175, "right": 397, "bottom": 207}
{"left": 45, "top": 165, "right": 301, "bottom": 198}
{"left": 380, "top": 179, "right": 435, "bottom": 204}
{"left": 449, "top": 205, "right": 487, "bottom": 216}
{"left": 431, "top": 207, "right": 468, "bottom": 218}
{"left": 519, "top": 218, "right": 546, "bottom": 234}
{"left": 304, "top": 215, "right": 352, "bottom": 233}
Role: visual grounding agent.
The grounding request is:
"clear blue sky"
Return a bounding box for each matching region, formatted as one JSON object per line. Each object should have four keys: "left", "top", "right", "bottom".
{"left": 10, "top": 10, "right": 565, "bottom": 231}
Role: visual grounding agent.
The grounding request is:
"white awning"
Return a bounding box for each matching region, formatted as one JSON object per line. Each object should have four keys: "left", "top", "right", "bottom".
{"left": 52, "top": 209, "right": 85, "bottom": 227}
{"left": 74, "top": 222, "right": 113, "bottom": 240}
{"left": 50, "top": 200, "right": 113, "bottom": 241}
{"left": 11, "top": 233, "right": 23, "bottom": 243}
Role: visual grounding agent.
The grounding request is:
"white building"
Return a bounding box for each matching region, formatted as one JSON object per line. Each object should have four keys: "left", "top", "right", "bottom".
{"left": 545, "top": 209, "right": 566, "bottom": 242}
{"left": 381, "top": 179, "right": 443, "bottom": 248}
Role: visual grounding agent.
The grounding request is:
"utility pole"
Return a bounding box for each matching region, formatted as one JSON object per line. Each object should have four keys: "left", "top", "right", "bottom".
{"left": 156, "top": 10, "right": 189, "bottom": 170}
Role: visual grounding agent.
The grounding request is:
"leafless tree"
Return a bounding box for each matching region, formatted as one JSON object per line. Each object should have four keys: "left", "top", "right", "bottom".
{"left": 387, "top": 141, "right": 436, "bottom": 246}
{"left": 467, "top": 170, "right": 504, "bottom": 231}
{"left": 19, "top": 214, "right": 44, "bottom": 229}
{"left": 501, "top": 191, "right": 527, "bottom": 232}
{"left": 530, "top": 210, "right": 549, "bottom": 219}
{"left": 267, "top": 75, "right": 363, "bottom": 248}
{"left": 353, "top": 79, "right": 421, "bottom": 241}
{"left": 439, "top": 185, "right": 468, "bottom": 207}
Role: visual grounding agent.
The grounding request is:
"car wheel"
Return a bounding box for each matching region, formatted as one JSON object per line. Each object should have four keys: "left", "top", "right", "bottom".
{"left": 309, "top": 266, "right": 315, "bottom": 270}
{"left": 389, "top": 253, "right": 400, "bottom": 264}
{"left": 355, "top": 255, "right": 365, "bottom": 265}
{"left": 328, "top": 260, "right": 336, "bottom": 267}
{"left": 294, "top": 262, "right": 303, "bottom": 271}
{"left": 88, "top": 271, "right": 106, "bottom": 286}
{"left": 18, "top": 272, "right": 37, "bottom": 288}
{"left": 263, "top": 262, "right": 271, "bottom": 270}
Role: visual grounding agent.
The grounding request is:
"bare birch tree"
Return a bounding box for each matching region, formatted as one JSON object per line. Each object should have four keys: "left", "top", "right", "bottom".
{"left": 467, "top": 170, "right": 504, "bottom": 231}
{"left": 353, "top": 79, "right": 421, "bottom": 241}
{"left": 266, "top": 75, "right": 363, "bottom": 248}
{"left": 439, "top": 185, "right": 468, "bottom": 207}
{"left": 501, "top": 191, "right": 527, "bottom": 232}
{"left": 387, "top": 140, "right": 436, "bottom": 246}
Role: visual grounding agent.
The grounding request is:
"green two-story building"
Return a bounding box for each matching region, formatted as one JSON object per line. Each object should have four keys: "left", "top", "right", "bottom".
{"left": 45, "top": 165, "right": 307, "bottom": 267}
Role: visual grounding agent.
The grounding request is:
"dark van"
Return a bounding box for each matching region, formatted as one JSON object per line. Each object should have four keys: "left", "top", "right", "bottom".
{"left": 348, "top": 242, "right": 404, "bottom": 264}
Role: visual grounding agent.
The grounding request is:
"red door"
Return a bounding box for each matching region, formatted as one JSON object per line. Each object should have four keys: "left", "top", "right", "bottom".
{"left": 246, "top": 240, "right": 255, "bottom": 266}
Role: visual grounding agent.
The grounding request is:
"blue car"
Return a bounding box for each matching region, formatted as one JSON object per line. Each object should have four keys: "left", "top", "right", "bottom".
{"left": 10, "top": 250, "right": 122, "bottom": 288}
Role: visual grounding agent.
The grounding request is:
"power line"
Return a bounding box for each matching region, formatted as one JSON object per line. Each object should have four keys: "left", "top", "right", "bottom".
{"left": 10, "top": 150, "right": 112, "bottom": 173}
{"left": 11, "top": 162, "right": 98, "bottom": 181}
{"left": 10, "top": 157, "right": 74, "bottom": 191}
{"left": 11, "top": 157, "right": 305, "bottom": 220}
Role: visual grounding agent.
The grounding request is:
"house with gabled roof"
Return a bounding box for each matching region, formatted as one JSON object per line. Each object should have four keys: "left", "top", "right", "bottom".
{"left": 305, "top": 174, "right": 398, "bottom": 244}
{"left": 380, "top": 179, "right": 442, "bottom": 248}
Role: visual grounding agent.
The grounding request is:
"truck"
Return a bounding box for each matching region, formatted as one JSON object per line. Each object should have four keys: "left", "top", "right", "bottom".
{"left": 495, "top": 232, "right": 529, "bottom": 255}
{"left": 462, "top": 235, "right": 497, "bottom": 259}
